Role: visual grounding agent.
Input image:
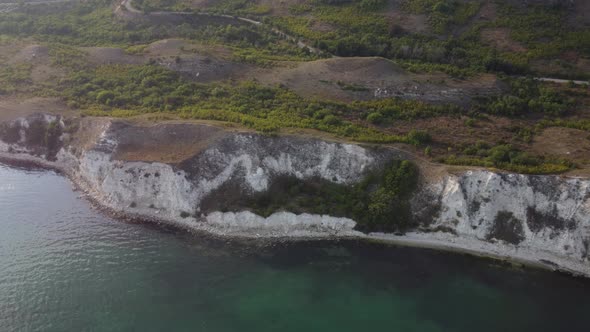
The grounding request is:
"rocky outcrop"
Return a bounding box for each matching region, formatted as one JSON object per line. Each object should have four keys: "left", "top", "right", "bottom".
{"left": 1, "top": 113, "right": 589, "bottom": 277}
{"left": 415, "top": 171, "right": 590, "bottom": 273}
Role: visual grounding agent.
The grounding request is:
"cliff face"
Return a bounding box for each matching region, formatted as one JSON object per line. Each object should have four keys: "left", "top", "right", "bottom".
{"left": 74, "top": 119, "right": 397, "bottom": 235}
{"left": 1, "top": 114, "right": 589, "bottom": 276}
{"left": 416, "top": 171, "right": 590, "bottom": 265}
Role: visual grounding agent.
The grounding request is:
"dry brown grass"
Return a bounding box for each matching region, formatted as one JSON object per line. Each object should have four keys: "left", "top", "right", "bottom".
{"left": 532, "top": 127, "right": 590, "bottom": 169}
{"left": 83, "top": 47, "right": 145, "bottom": 66}
{"left": 0, "top": 97, "right": 74, "bottom": 122}
{"left": 480, "top": 28, "right": 527, "bottom": 53}
{"left": 259, "top": 57, "right": 502, "bottom": 104}
{"left": 112, "top": 121, "right": 228, "bottom": 163}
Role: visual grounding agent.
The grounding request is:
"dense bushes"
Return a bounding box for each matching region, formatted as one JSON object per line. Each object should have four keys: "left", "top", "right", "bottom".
{"left": 439, "top": 142, "right": 572, "bottom": 174}
{"left": 0, "top": 64, "right": 32, "bottom": 94}
{"left": 537, "top": 119, "right": 590, "bottom": 132}
{"left": 265, "top": 0, "right": 590, "bottom": 78}
{"left": 402, "top": 0, "right": 481, "bottom": 34}
{"left": 476, "top": 78, "right": 573, "bottom": 116}
{"left": 64, "top": 64, "right": 434, "bottom": 144}
{"left": 241, "top": 160, "right": 419, "bottom": 232}
{"left": 355, "top": 97, "right": 461, "bottom": 122}
{"left": 3, "top": 0, "right": 587, "bottom": 79}
{"left": 0, "top": 0, "right": 315, "bottom": 62}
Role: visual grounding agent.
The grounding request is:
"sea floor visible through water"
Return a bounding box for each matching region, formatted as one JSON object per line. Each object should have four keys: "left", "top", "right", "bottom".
{"left": 1, "top": 163, "right": 589, "bottom": 332}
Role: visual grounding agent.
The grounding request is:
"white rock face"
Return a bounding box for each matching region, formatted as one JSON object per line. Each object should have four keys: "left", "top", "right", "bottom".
{"left": 424, "top": 171, "right": 590, "bottom": 262}
{"left": 205, "top": 211, "right": 358, "bottom": 237}
{"left": 79, "top": 150, "right": 198, "bottom": 220}
{"left": 2, "top": 115, "right": 590, "bottom": 275}
{"left": 66, "top": 121, "right": 384, "bottom": 225}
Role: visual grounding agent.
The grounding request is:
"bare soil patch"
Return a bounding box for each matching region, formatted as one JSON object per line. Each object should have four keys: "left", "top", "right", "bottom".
{"left": 530, "top": 52, "right": 590, "bottom": 79}
{"left": 9, "top": 44, "right": 49, "bottom": 64}
{"left": 480, "top": 28, "right": 526, "bottom": 53}
{"left": 383, "top": 115, "right": 524, "bottom": 158}
{"left": 532, "top": 127, "right": 590, "bottom": 168}
{"left": 30, "top": 64, "right": 66, "bottom": 85}
{"left": 112, "top": 121, "right": 228, "bottom": 163}
{"left": 0, "top": 97, "right": 73, "bottom": 122}
{"left": 7, "top": 44, "right": 66, "bottom": 84}
{"left": 82, "top": 40, "right": 254, "bottom": 82}
{"left": 310, "top": 20, "right": 336, "bottom": 33}
{"left": 83, "top": 47, "right": 145, "bottom": 66}
{"left": 260, "top": 57, "right": 502, "bottom": 104}
{"left": 386, "top": 11, "right": 429, "bottom": 34}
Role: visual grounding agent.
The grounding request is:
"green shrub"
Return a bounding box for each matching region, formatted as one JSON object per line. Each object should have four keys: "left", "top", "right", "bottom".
{"left": 439, "top": 143, "right": 573, "bottom": 174}
{"left": 367, "top": 112, "right": 384, "bottom": 124}
{"left": 239, "top": 160, "right": 419, "bottom": 233}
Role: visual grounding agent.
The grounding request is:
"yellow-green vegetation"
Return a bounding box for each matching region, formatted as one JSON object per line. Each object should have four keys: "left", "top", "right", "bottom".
{"left": 215, "top": 160, "right": 419, "bottom": 232}
{"left": 474, "top": 77, "right": 573, "bottom": 116}
{"left": 0, "top": 0, "right": 588, "bottom": 176}
{"left": 124, "top": 44, "right": 148, "bottom": 55}
{"left": 439, "top": 142, "right": 572, "bottom": 174}
{"left": 267, "top": 0, "right": 588, "bottom": 79}
{"left": 402, "top": 0, "right": 481, "bottom": 34}
{"left": 62, "top": 64, "right": 432, "bottom": 144}
{"left": 537, "top": 119, "right": 590, "bottom": 133}
{"left": 36, "top": 0, "right": 585, "bottom": 79}
{"left": 207, "top": 0, "right": 272, "bottom": 15}
{"left": 0, "top": 63, "right": 32, "bottom": 94}
{"left": 47, "top": 44, "right": 88, "bottom": 69}
{"left": 355, "top": 96, "right": 460, "bottom": 123}
{"left": 491, "top": 3, "right": 590, "bottom": 68}
{"left": 133, "top": 0, "right": 192, "bottom": 12}
{"left": 0, "top": 0, "right": 316, "bottom": 62}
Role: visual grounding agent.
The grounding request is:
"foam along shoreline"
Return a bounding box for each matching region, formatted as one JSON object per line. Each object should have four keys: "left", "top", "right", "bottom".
{"left": 0, "top": 150, "right": 588, "bottom": 279}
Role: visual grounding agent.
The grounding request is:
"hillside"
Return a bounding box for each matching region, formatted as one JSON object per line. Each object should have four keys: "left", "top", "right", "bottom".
{"left": 0, "top": 0, "right": 588, "bottom": 174}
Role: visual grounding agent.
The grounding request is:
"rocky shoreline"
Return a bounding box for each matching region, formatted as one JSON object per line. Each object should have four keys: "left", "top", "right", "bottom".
{"left": 1, "top": 148, "right": 589, "bottom": 279}
{"left": 1, "top": 114, "right": 589, "bottom": 278}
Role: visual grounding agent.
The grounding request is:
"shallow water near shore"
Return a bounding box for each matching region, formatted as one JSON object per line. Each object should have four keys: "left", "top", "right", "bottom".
{"left": 1, "top": 163, "right": 590, "bottom": 332}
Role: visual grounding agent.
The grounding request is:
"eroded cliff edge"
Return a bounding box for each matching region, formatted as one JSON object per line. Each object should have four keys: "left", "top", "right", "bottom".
{"left": 1, "top": 113, "right": 589, "bottom": 277}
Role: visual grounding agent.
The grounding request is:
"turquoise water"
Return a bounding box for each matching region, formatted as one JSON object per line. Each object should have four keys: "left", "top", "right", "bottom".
{"left": 1, "top": 163, "right": 589, "bottom": 332}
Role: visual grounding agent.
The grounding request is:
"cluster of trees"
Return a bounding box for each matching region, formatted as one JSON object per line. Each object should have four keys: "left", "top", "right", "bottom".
{"left": 241, "top": 160, "right": 419, "bottom": 232}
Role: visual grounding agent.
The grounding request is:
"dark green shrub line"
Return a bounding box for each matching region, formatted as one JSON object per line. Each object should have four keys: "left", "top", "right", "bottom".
{"left": 536, "top": 119, "right": 590, "bottom": 133}
{"left": 212, "top": 160, "right": 419, "bottom": 233}
{"left": 473, "top": 77, "right": 574, "bottom": 117}
{"left": 438, "top": 143, "right": 572, "bottom": 174}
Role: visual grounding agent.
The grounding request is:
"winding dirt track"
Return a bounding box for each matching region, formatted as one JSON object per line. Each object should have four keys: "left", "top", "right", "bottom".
{"left": 118, "top": 0, "right": 589, "bottom": 84}
{"left": 119, "top": 0, "right": 322, "bottom": 54}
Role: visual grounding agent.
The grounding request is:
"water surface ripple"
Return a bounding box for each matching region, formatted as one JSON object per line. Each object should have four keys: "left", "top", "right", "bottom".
{"left": 1, "top": 163, "right": 589, "bottom": 332}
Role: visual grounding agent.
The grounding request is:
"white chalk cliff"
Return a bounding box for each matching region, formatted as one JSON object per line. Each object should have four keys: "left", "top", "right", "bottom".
{"left": 0, "top": 114, "right": 588, "bottom": 276}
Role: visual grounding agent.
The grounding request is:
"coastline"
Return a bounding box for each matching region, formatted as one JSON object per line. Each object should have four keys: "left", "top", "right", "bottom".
{"left": 1, "top": 151, "right": 588, "bottom": 279}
